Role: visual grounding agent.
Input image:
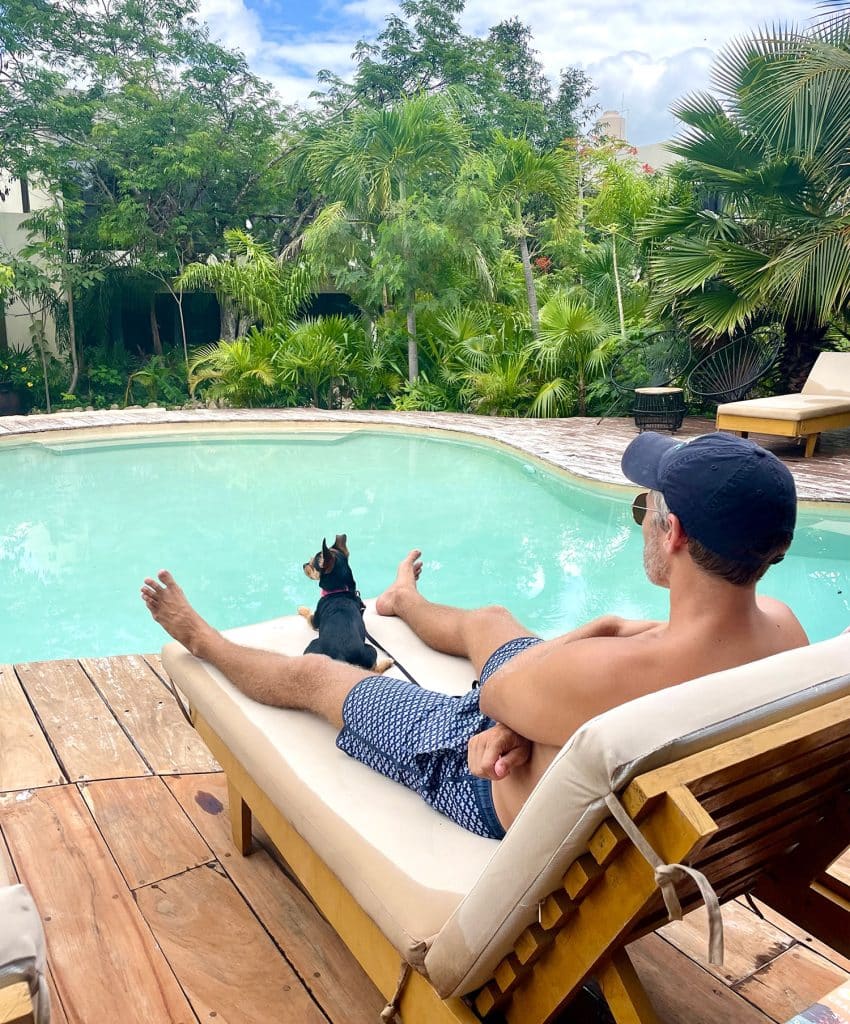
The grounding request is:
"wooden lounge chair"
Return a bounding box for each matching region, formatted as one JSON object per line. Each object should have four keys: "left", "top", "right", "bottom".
{"left": 716, "top": 352, "right": 850, "bottom": 457}
{"left": 162, "top": 610, "right": 850, "bottom": 1024}
{"left": 0, "top": 858, "right": 49, "bottom": 1024}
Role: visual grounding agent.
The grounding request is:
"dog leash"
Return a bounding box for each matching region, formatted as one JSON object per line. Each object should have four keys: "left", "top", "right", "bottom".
{"left": 364, "top": 626, "right": 421, "bottom": 687}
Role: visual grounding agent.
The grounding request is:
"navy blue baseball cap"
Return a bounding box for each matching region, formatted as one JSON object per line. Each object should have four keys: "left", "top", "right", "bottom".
{"left": 621, "top": 432, "right": 797, "bottom": 565}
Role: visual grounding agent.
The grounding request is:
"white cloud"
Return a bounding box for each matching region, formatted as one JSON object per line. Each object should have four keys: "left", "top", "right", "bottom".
{"left": 196, "top": 0, "right": 265, "bottom": 56}
{"left": 196, "top": 0, "right": 822, "bottom": 139}
{"left": 583, "top": 48, "right": 718, "bottom": 144}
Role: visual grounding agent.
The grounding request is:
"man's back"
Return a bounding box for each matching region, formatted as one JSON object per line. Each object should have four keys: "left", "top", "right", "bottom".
{"left": 484, "top": 589, "right": 808, "bottom": 829}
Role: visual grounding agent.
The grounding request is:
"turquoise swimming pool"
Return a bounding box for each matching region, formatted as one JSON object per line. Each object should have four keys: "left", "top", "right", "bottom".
{"left": 1, "top": 428, "right": 848, "bottom": 662}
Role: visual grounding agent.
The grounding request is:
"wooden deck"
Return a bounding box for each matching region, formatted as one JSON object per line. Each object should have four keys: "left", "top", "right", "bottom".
{"left": 3, "top": 654, "right": 850, "bottom": 1024}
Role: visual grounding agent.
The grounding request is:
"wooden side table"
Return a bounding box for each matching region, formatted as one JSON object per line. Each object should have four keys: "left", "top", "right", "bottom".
{"left": 632, "top": 387, "right": 686, "bottom": 433}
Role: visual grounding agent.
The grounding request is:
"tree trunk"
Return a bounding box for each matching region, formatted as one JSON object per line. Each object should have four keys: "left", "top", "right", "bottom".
{"left": 517, "top": 202, "right": 540, "bottom": 337}
{"left": 149, "top": 296, "right": 163, "bottom": 355}
{"left": 175, "top": 289, "right": 188, "bottom": 368}
{"left": 398, "top": 178, "right": 418, "bottom": 381}
{"left": 611, "top": 232, "right": 627, "bottom": 341}
{"left": 406, "top": 288, "right": 419, "bottom": 382}
{"left": 35, "top": 315, "right": 51, "bottom": 413}
{"left": 778, "top": 320, "right": 829, "bottom": 392}
{"left": 66, "top": 271, "right": 79, "bottom": 394}
{"left": 220, "top": 296, "right": 237, "bottom": 341}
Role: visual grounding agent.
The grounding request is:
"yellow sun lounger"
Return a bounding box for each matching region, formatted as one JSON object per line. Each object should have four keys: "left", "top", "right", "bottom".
{"left": 716, "top": 352, "right": 850, "bottom": 456}
{"left": 162, "top": 608, "right": 850, "bottom": 1024}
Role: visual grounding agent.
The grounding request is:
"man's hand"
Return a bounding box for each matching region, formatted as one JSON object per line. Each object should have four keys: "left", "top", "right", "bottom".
{"left": 468, "top": 723, "right": 531, "bottom": 780}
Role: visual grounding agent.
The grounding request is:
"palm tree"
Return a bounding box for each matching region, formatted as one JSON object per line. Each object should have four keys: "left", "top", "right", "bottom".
{"left": 275, "top": 315, "right": 359, "bottom": 408}
{"left": 187, "top": 328, "right": 281, "bottom": 407}
{"left": 531, "top": 291, "right": 618, "bottom": 416}
{"left": 294, "top": 94, "right": 469, "bottom": 380}
{"left": 487, "top": 134, "right": 577, "bottom": 336}
{"left": 644, "top": 14, "right": 850, "bottom": 386}
{"left": 177, "top": 230, "right": 315, "bottom": 340}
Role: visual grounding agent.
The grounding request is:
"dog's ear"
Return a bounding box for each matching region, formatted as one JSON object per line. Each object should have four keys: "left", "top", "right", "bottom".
{"left": 320, "top": 538, "right": 336, "bottom": 573}
{"left": 332, "top": 533, "right": 349, "bottom": 557}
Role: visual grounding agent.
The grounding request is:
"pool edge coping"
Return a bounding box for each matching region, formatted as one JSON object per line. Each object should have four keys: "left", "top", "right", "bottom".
{"left": 1, "top": 408, "right": 849, "bottom": 512}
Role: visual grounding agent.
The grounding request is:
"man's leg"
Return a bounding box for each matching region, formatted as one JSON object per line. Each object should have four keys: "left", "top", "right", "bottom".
{"left": 141, "top": 571, "right": 370, "bottom": 728}
{"left": 375, "top": 551, "right": 534, "bottom": 677}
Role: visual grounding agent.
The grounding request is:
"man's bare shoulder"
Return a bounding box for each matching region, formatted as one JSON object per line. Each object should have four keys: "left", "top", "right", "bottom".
{"left": 756, "top": 594, "right": 809, "bottom": 644}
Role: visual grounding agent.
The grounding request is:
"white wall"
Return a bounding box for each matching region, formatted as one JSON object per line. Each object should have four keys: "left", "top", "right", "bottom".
{"left": 0, "top": 173, "right": 58, "bottom": 353}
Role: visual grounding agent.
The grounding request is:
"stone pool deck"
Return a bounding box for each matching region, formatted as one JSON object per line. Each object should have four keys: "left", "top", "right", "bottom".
{"left": 1, "top": 407, "right": 850, "bottom": 503}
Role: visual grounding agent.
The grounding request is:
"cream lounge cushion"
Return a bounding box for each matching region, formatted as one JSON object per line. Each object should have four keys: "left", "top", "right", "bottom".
{"left": 162, "top": 609, "right": 850, "bottom": 998}
{"left": 717, "top": 351, "right": 850, "bottom": 423}
{"left": 0, "top": 859, "right": 50, "bottom": 1023}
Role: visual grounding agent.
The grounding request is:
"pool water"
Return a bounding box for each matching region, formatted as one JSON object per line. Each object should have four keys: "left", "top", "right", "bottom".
{"left": 1, "top": 429, "right": 848, "bottom": 663}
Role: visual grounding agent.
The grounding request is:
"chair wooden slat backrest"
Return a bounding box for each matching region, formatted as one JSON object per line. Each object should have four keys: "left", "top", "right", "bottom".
{"left": 473, "top": 693, "right": 850, "bottom": 1024}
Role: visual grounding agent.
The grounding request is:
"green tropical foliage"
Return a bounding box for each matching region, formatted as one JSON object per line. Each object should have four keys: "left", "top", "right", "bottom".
{"left": 644, "top": 12, "right": 850, "bottom": 383}
{"left": 188, "top": 330, "right": 282, "bottom": 407}
{"left": 4, "top": 0, "right": 845, "bottom": 418}
{"left": 532, "top": 293, "right": 618, "bottom": 415}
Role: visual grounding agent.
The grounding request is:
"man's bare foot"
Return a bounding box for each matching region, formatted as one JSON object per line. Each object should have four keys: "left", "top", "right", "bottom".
{"left": 140, "top": 570, "right": 216, "bottom": 657}
{"left": 375, "top": 550, "right": 423, "bottom": 617}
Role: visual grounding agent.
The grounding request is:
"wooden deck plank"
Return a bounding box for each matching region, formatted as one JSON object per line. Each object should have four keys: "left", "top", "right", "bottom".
{"left": 0, "top": 830, "right": 69, "bottom": 1024}
{"left": 81, "top": 656, "right": 218, "bottom": 775}
{"left": 747, "top": 897, "right": 850, "bottom": 975}
{"left": 0, "top": 665, "right": 64, "bottom": 791}
{"left": 0, "top": 829, "right": 17, "bottom": 884}
{"left": 135, "top": 862, "right": 327, "bottom": 1024}
{"left": 0, "top": 785, "right": 195, "bottom": 1024}
{"left": 627, "top": 933, "right": 772, "bottom": 1023}
{"left": 733, "top": 945, "right": 849, "bottom": 1022}
{"left": 166, "top": 772, "right": 386, "bottom": 1024}
{"left": 825, "top": 847, "right": 850, "bottom": 901}
{"left": 80, "top": 777, "right": 213, "bottom": 889}
{"left": 45, "top": 971, "right": 70, "bottom": 1024}
{"left": 660, "top": 901, "right": 794, "bottom": 985}
{"left": 14, "top": 661, "right": 149, "bottom": 782}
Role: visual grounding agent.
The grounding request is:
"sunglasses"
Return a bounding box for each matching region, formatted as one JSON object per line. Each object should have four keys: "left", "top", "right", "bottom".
{"left": 631, "top": 491, "right": 665, "bottom": 527}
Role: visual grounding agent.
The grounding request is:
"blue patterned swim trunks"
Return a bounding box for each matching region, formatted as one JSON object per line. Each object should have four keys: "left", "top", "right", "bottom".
{"left": 336, "top": 635, "right": 543, "bottom": 839}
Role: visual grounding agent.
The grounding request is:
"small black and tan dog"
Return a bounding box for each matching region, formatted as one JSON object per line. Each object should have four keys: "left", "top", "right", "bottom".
{"left": 298, "top": 534, "right": 393, "bottom": 672}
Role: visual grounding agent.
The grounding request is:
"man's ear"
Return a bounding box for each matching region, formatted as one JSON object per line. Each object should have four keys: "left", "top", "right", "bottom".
{"left": 666, "top": 514, "right": 690, "bottom": 552}
{"left": 333, "top": 533, "right": 349, "bottom": 557}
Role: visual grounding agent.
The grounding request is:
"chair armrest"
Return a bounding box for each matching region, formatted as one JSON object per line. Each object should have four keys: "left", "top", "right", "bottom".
{"left": 0, "top": 980, "right": 35, "bottom": 1024}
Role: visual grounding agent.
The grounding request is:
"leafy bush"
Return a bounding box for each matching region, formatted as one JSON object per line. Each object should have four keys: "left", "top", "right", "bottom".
{"left": 126, "top": 354, "right": 189, "bottom": 406}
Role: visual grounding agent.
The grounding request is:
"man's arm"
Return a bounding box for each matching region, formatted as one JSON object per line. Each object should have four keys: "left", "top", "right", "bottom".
{"left": 479, "top": 635, "right": 646, "bottom": 747}
{"left": 556, "top": 615, "right": 663, "bottom": 643}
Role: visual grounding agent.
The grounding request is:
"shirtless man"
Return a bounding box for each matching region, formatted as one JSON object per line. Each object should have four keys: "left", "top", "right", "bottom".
{"left": 141, "top": 431, "right": 807, "bottom": 840}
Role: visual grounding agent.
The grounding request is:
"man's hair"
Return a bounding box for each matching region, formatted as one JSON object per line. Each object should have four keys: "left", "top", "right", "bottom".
{"left": 650, "top": 490, "right": 791, "bottom": 586}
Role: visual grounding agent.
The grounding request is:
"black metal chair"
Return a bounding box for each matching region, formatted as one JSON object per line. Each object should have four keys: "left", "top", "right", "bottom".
{"left": 687, "top": 329, "right": 782, "bottom": 405}
{"left": 604, "top": 333, "right": 693, "bottom": 432}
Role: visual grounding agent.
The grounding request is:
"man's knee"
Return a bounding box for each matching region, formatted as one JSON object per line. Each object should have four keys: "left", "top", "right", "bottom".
{"left": 296, "top": 652, "right": 335, "bottom": 685}
{"left": 476, "top": 605, "right": 517, "bottom": 627}
{"left": 297, "top": 652, "right": 371, "bottom": 689}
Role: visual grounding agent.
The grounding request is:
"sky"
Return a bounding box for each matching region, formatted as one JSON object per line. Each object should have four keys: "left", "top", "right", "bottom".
{"left": 195, "top": 0, "right": 820, "bottom": 145}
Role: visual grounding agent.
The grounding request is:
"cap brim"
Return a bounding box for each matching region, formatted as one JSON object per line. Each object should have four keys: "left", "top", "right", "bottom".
{"left": 621, "top": 432, "right": 682, "bottom": 489}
